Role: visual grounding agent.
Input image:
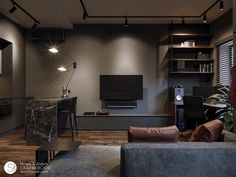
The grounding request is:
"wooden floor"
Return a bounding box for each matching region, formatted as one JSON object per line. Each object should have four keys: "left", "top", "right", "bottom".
{"left": 0, "top": 128, "right": 127, "bottom": 177}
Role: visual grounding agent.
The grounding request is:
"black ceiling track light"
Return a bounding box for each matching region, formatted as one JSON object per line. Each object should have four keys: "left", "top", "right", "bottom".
{"left": 220, "top": 0, "right": 224, "bottom": 11}
{"left": 79, "top": 0, "right": 224, "bottom": 24}
{"left": 9, "top": 3, "right": 17, "bottom": 14}
{"left": 182, "top": 17, "right": 185, "bottom": 25}
{"left": 203, "top": 14, "right": 207, "bottom": 23}
{"left": 125, "top": 17, "right": 128, "bottom": 27}
{"left": 32, "top": 22, "right": 38, "bottom": 29}
{"left": 83, "top": 12, "right": 87, "bottom": 20}
{"left": 9, "top": 0, "right": 40, "bottom": 29}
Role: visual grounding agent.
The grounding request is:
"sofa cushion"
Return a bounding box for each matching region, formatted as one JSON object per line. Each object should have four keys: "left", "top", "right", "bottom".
{"left": 128, "top": 125, "right": 179, "bottom": 142}
{"left": 188, "top": 119, "right": 224, "bottom": 142}
{"left": 121, "top": 142, "right": 236, "bottom": 177}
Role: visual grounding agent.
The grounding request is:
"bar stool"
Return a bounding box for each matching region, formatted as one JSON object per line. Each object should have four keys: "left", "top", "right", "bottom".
{"left": 57, "top": 97, "right": 78, "bottom": 141}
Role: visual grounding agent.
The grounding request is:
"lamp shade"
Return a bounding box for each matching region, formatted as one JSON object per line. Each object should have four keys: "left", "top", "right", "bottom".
{"left": 49, "top": 47, "right": 58, "bottom": 53}
{"left": 57, "top": 66, "right": 67, "bottom": 72}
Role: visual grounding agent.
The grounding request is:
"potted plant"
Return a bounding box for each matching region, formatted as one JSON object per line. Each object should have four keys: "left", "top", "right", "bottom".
{"left": 206, "top": 85, "right": 233, "bottom": 131}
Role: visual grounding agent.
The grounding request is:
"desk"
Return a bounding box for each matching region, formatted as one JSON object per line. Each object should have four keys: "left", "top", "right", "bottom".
{"left": 203, "top": 102, "right": 227, "bottom": 109}
{"left": 173, "top": 102, "right": 227, "bottom": 126}
{"left": 25, "top": 97, "right": 77, "bottom": 146}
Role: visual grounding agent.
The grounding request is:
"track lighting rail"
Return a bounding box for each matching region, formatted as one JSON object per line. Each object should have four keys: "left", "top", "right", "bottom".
{"left": 80, "top": 0, "right": 223, "bottom": 23}
{"left": 10, "top": 0, "right": 40, "bottom": 28}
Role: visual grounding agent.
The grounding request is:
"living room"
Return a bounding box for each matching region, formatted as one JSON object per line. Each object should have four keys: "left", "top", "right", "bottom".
{"left": 0, "top": 0, "right": 236, "bottom": 177}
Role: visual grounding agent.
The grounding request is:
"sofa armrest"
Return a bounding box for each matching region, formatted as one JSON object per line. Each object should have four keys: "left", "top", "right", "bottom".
{"left": 222, "top": 130, "right": 236, "bottom": 142}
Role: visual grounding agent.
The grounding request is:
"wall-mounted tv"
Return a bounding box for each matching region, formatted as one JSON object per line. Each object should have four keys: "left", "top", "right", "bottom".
{"left": 100, "top": 75, "right": 143, "bottom": 101}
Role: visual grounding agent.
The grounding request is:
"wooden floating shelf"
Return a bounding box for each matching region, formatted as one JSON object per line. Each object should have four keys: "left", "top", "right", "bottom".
{"left": 171, "top": 33, "right": 212, "bottom": 37}
{"left": 160, "top": 33, "right": 212, "bottom": 43}
{"left": 171, "top": 45, "right": 213, "bottom": 49}
{"left": 170, "top": 71, "right": 214, "bottom": 74}
{"left": 171, "top": 58, "right": 214, "bottom": 61}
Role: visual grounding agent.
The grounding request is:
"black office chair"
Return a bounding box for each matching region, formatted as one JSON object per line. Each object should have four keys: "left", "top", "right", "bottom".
{"left": 183, "top": 96, "right": 208, "bottom": 129}
{"left": 57, "top": 97, "right": 78, "bottom": 141}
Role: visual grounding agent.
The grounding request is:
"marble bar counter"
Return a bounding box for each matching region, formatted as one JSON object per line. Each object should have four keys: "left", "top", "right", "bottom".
{"left": 25, "top": 97, "right": 76, "bottom": 146}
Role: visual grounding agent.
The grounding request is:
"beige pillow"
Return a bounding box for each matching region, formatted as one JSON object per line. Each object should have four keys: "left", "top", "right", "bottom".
{"left": 128, "top": 125, "right": 179, "bottom": 142}
{"left": 188, "top": 119, "right": 224, "bottom": 142}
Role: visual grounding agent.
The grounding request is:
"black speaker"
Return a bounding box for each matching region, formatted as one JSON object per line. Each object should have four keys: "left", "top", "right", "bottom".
{"left": 169, "top": 86, "right": 184, "bottom": 104}
{"left": 176, "top": 108, "right": 185, "bottom": 131}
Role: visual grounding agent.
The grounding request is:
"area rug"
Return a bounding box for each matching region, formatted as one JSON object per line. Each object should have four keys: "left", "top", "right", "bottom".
{"left": 39, "top": 145, "right": 121, "bottom": 177}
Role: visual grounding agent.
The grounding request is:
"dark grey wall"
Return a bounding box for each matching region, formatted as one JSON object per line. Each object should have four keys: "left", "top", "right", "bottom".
{"left": 0, "top": 14, "right": 26, "bottom": 134}
{"left": 0, "top": 44, "right": 12, "bottom": 98}
{"left": 25, "top": 14, "right": 233, "bottom": 117}
{"left": 211, "top": 10, "right": 233, "bottom": 85}
{"left": 26, "top": 25, "right": 170, "bottom": 114}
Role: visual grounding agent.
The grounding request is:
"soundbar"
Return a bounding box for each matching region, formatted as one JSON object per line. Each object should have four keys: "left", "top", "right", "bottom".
{"left": 106, "top": 105, "right": 137, "bottom": 108}
{"left": 104, "top": 101, "right": 137, "bottom": 109}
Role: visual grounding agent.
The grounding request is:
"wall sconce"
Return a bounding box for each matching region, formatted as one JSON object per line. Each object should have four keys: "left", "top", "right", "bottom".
{"left": 48, "top": 46, "right": 77, "bottom": 97}
{"left": 57, "top": 62, "right": 77, "bottom": 72}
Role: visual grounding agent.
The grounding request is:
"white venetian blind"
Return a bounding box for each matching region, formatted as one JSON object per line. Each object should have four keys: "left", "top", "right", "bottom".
{"left": 218, "top": 40, "right": 234, "bottom": 86}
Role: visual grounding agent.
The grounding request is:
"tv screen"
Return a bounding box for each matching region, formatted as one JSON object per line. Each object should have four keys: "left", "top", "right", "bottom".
{"left": 100, "top": 75, "right": 143, "bottom": 101}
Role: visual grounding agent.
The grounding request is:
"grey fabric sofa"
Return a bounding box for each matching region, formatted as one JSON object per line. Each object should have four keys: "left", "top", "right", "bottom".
{"left": 39, "top": 131, "right": 236, "bottom": 177}
{"left": 121, "top": 130, "right": 236, "bottom": 177}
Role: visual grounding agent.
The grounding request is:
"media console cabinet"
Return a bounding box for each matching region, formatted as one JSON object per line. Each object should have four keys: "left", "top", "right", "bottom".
{"left": 77, "top": 114, "right": 173, "bottom": 130}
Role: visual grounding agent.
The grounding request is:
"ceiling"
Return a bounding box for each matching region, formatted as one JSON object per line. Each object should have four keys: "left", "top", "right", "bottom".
{"left": 0, "top": 0, "right": 233, "bottom": 29}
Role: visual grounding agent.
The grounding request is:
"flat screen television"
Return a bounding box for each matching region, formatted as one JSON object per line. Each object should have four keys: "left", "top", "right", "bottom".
{"left": 100, "top": 75, "right": 143, "bottom": 101}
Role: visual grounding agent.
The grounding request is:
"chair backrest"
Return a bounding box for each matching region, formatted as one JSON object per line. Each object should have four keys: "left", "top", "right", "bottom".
{"left": 183, "top": 96, "right": 205, "bottom": 120}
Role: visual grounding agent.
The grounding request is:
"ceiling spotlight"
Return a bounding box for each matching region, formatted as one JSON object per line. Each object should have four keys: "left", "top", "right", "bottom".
{"left": 83, "top": 12, "right": 86, "bottom": 20}
{"left": 9, "top": 5, "right": 17, "bottom": 14}
{"left": 220, "top": 0, "right": 224, "bottom": 11}
{"left": 125, "top": 18, "right": 128, "bottom": 27}
{"left": 182, "top": 17, "right": 185, "bottom": 25}
{"left": 32, "top": 22, "right": 38, "bottom": 29}
{"left": 49, "top": 47, "right": 59, "bottom": 54}
{"left": 57, "top": 66, "right": 67, "bottom": 72}
{"left": 203, "top": 14, "right": 207, "bottom": 23}
{"left": 73, "top": 62, "right": 77, "bottom": 69}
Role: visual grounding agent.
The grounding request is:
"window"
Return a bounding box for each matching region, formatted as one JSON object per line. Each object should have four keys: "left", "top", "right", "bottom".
{"left": 218, "top": 40, "right": 234, "bottom": 86}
